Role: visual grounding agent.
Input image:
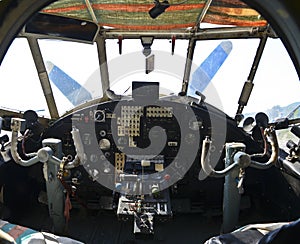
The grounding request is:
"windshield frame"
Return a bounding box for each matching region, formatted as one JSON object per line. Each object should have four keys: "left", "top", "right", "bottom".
{"left": 18, "top": 16, "right": 276, "bottom": 117}
{"left": 2, "top": 7, "right": 297, "bottom": 125}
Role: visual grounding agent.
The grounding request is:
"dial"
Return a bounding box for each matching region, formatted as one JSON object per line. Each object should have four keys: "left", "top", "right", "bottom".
{"left": 99, "top": 138, "right": 111, "bottom": 150}
{"left": 94, "top": 110, "right": 105, "bottom": 122}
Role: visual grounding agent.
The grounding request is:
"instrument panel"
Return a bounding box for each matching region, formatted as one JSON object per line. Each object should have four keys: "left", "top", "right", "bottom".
{"left": 68, "top": 99, "right": 207, "bottom": 188}
{"left": 43, "top": 82, "right": 262, "bottom": 210}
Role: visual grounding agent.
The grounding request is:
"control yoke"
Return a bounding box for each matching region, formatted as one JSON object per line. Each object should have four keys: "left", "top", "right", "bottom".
{"left": 10, "top": 118, "right": 84, "bottom": 168}
{"left": 200, "top": 126, "right": 279, "bottom": 233}
{"left": 200, "top": 127, "right": 279, "bottom": 178}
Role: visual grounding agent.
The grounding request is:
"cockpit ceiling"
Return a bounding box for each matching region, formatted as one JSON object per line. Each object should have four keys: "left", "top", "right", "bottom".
{"left": 41, "top": 0, "right": 267, "bottom": 30}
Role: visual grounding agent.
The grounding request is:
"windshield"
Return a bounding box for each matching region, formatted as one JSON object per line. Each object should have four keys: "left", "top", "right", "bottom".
{"left": 0, "top": 35, "right": 299, "bottom": 121}
{"left": 38, "top": 39, "right": 102, "bottom": 115}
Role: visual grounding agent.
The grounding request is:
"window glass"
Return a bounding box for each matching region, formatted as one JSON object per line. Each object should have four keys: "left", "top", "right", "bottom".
{"left": 105, "top": 39, "right": 187, "bottom": 96}
{"left": 1, "top": 36, "right": 299, "bottom": 123}
{"left": 193, "top": 39, "right": 259, "bottom": 116}
{"left": 39, "top": 39, "right": 101, "bottom": 115}
{"left": 243, "top": 38, "right": 300, "bottom": 122}
{"left": 192, "top": 38, "right": 300, "bottom": 121}
{"left": 0, "top": 38, "right": 49, "bottom": 117}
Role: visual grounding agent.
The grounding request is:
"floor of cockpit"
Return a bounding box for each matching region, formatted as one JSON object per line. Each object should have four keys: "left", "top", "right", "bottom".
{"left": 2, "top": 203, "right": 277, "bottom": 244}
{"left": 2, "top": 204, "right": 221, "bottom": 243}
{"left": 67, "top": 211, "right": 221, "bottom": 244}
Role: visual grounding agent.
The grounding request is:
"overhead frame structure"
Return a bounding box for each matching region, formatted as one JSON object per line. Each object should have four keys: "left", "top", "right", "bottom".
{"left": 41, "top": 0, "right": 268, "bottom": 31}
{"left": 14, "top": 0, "right": 276, "bottom": 120}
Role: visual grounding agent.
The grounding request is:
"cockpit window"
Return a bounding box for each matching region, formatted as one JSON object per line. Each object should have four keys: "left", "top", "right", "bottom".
{"left": 1, "top": 36, "right": 298, "bottom": 121}
{"left": 0, "top": 38, "right": 101, "bottom": 118}
{"left": 193, "top": 38, "right": 300, "bottom": 120}
{"left": 243, "top": 38, "right": 300, "bottom": 122}
{"left": 193, "top": 38, "right": 259, "bottom": 116}
{"left": 0, "top": 38, "right": 49, "bottom": 117}
{"left": 39, "top": 39, "right": 101, "bottom": 116}
{"left": 105, "top": 39, "right": 186, "bottom": 96}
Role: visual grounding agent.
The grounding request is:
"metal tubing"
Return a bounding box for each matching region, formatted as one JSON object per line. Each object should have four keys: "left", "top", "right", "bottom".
{"left": 11, "top": 130, "right": 39, "bottom": 166}
{"left": 10, "top": 118, "right": 39, "bottom": 166}
{"left": 85, "top": 0, "right": 98, "bottom": 24}
{"left": 194, "top": 0, "right": 213, "bottom": 30}
{"left": 101, "top": 26, "right": 271, "bottom": 40}
{"left": 70, "top": 126, "right": 86, "bottom": 165}
{"left": 200, "top": 137, "right": 240, "bottom": 178}
{"left": 200, "top": 127, "right": 278, "bottom": 176}
{"left": 248, "top": 34, "right": 268, "bottom": 82}
{"left": 250, "top": 127, "right": 279, "bottom": 169}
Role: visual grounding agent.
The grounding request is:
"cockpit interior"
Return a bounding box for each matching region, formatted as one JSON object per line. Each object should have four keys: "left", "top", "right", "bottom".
{"left": 0, "top": 0, "right": 299, "bottom": 243}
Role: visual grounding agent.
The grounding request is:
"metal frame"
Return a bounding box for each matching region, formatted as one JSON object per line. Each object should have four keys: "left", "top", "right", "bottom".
{"left": 27, "top": 36, "right": 59, "bottom": 119}
{"left": 16, "top": 12, "right": 277, "bottom": 121}
{"left": 181, "top": 38, "right": 196, "bottom": 95}
{"left": 85, "top": 0, "right": 98, "bottom": 24}
{"left": 95, "top": 36, "right": 110, "bottom": 94}
{"left": 21, "top": 26, "right": 275, "bottom": 42}
{"left": 235, "top": 30, "right": 269, "bottom": 118}
{"left": 194, "top": 0, "right": 213, "bottom": 30}
{"left": 100, "top": 26, "right": 275, "bottom": 40}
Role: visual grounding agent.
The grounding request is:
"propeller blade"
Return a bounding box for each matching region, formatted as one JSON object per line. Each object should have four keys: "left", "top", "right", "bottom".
{"left": 188, "top": 40, "right": 232, "bottom": 97}
{"left": 46, "top": 61, "right": 92, "bottom": 106}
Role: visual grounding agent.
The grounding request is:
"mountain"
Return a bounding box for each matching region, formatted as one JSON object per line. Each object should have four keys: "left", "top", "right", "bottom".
{"left": 266, "top": 102, "right": 300, "bottom": 121}
{"left": 244, "top": 102, "right": 300, "bottom": 122}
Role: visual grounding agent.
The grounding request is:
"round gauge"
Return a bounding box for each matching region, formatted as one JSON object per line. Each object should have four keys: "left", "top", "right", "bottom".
{"left": 94, "top": 110, "right": 105, "bottom": 122}
{"left": 99, "top": 138, "right": 111, "bottom": 150}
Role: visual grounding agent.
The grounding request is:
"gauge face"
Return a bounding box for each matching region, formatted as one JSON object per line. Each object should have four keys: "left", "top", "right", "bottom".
{"left": 99, "top": 138, "right": 111, "bottom": 150}
{"left": 94, "top": 110, "right": 105, "bottom": 122}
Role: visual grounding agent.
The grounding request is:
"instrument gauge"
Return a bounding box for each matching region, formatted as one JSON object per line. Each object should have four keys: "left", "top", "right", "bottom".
{"left": 99, "top": 138, "right": 111, "bottom": 150}
{"left": 94, "top": 110, "right": 105, "bottom": 122}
